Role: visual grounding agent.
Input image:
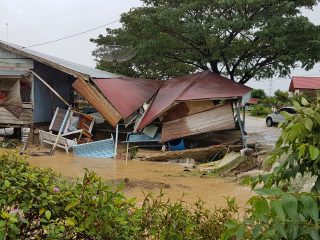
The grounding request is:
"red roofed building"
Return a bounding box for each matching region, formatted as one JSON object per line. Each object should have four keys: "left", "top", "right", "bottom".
{"left": 289, "top": 76, "right": 320, "bottom": 95}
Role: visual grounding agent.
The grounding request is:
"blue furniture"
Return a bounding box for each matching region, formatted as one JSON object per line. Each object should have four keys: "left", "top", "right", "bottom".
{"left": 72, "top": 137, "right": 115, "bottom": 158}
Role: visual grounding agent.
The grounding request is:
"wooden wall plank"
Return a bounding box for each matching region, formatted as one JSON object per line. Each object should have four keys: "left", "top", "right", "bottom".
{"left": 161, "top": 102, "right": 235, "bottom": 142}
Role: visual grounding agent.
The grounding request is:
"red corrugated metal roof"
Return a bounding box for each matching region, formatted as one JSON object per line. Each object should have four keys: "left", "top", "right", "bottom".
{"left": 93, "top": 77, "right": 161, "bottom": 119}
{"left": 289, "top": 76, "right": 320, "bottom": 91}
{"left": 136, "top": 71, "right": 252, "bottom": 131}
{"left": 247, "top": 98, "right": 259, "bottom": 105}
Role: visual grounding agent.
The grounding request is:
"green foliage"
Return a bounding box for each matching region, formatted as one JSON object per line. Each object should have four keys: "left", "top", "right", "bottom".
{"left": 91, "top": 0, "right": 320, "bottom": 82}
{"left": 259, "top": 96, "right": 277, "bottom": 108}
{"left": 250, "top": 104, "right": 271, "bottom": 117}
{"left": 274, "top": 90, "right": 290, "bottom": 105}
{"left": 223, "top": 190, "right": 320, "bottom": 240}
{"left": 251, "top": 89, "right": 267, "bottom": 99}
{"left": 0, "top": 153, "right": 236, "bottom": 239}
{"left": 251, "top": 96, "right": 320, "bottom": 192}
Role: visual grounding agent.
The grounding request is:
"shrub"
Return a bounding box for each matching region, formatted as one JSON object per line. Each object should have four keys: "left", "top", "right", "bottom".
{"left": 223, "top": 189, "right": 320, "bottom": 239}
{"left": 250, "top": 104, "right": 272, "bottom": 117}
{"left": 0, "top": 152, "right": 237, "bottom": 239}
{"left": 252, "top": 96, "right": 320, "bottom": 191}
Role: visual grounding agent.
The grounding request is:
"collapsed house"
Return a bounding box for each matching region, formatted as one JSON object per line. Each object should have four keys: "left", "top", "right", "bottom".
{"left": 135, "top": 71, "right": 252, "bottom": 147}
{"left": 93, "top": 71, "right": 252, "bottom": 154}
{"left": 0, "top": 40, "right": 251, "bottom": 158}
{"left": 0, "top": 40, "right": 121, "bottom": 131}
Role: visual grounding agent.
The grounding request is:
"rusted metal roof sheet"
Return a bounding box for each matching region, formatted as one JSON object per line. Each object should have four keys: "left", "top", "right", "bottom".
{"left": 136, "top": 71, "right": 251, "bottom": 131}
{"left": 0, "top": 40, "right": 118, "bottom": 80}
{"left": 289, "top": 76, "right": 320, "bottom": 91}
{"left": 93, "top": 77, "right": 161, "bottom": 119}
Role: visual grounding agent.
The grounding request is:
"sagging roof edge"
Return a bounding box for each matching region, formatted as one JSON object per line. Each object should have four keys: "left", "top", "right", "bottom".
{"left": 72, "top": 78, "right": 122, "bottom": 127}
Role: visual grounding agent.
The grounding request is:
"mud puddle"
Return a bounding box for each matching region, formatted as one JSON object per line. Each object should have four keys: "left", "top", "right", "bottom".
{"left": 25, "top": 149, "right": 254, "bottom": 210}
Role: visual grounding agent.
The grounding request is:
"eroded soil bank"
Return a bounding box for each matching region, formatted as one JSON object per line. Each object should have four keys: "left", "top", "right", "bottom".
{"left": 26, "top": 150, "right": 254, "bottom": 210}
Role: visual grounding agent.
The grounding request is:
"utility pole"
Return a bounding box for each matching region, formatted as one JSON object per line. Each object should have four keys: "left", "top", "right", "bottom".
{"left": 268, "top": 78, "right": 273, "bottom": 96}
{"left": 6, "top": 23, "right": 9, "bottom": 42}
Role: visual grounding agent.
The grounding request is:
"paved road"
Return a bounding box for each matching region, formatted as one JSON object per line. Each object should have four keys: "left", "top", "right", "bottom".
{"left": 245, "top": 115, "right": 282, "bottom": 148}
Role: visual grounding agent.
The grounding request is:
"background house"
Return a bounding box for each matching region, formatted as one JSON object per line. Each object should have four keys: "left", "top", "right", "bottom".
{"left": 289, "top": 76, "right": 320, "bottom": 96}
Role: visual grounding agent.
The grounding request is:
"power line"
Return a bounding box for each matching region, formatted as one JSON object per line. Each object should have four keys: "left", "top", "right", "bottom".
{"left": 24, "top": 19, "right": 119, "bottom": 48}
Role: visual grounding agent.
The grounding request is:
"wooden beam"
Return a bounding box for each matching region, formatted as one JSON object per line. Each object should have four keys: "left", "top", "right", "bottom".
{"left": 139, "top": 144, "right": 253, "bottom": 162}
{"left": 31, "top": 70, "right": 71, "bottom": 107}
{"left": 72, "top": 78, "right": 122, "bottom": 127}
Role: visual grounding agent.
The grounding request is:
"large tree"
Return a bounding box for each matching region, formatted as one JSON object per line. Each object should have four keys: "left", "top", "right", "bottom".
{"left": 91, "top": 0, "right": 320, "bottom": 83}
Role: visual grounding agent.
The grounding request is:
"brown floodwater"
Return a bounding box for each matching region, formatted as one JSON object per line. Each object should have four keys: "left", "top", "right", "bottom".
{"left": 23, "top": 148, "right": 253, "bottom": 211}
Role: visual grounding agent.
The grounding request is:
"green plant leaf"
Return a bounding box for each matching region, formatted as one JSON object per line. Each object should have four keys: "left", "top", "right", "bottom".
{"left": 39, "top": 208, "right": 45, "bottom": 216}
{"left": 314, "top": 112, "right": 320, "bottom": 125}
{"left": 254, "top": 188, "right": 284, "bottom": 196}
{"left": 298, "top": 145, "right": 306, "bottom": 158}
{"left": 301, "top": 97, "right": 309, "bottom": 106}
{"left": 305, "top": 118, "right": 313, "bottom": 131}
{"left": 65, "top": 217, "right": 75, "bottom": 226}
{"left": 281, "top": 195, "right": 298, "bottom": 220}
{"left": 270, "top": 200, "right": 286, "bottom": 221}
{"left": 45, "top": 210, "right": 51, "bottom": 220}
{"left": 308, "top": 227, "right": 320, "bottom": 240}
{"left": 4, "top": 180, "right": 10, "bottom": 188}
{"left": 300, "top": 195, "right": 318, "bottom": 222}
{"left": 275, "top": 223, "right": 287, "bottom": 239}
{"left": 309, "top": 145, "right": 319, "bottom": 160}
{"left": 292, "top": 100, "right": 301, "bottom": 109}
{"left": 65, "top": 200, "right": 80, "bottom": 211}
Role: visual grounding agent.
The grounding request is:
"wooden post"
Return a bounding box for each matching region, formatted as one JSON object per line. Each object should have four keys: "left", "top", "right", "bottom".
{"left": 49, "top": 106, "right": 71, "bottom": 155}
{"left": 236, "top": 100, "right": 247, "bottom": 148}
{"left": 125, "top": 143, "right": 129, "bottom": 163}
{"left": 114, "top": 124, "right": 119, "bottom": 159}
{"left": 242, "top": 105, "right": 246, "bottom": 132}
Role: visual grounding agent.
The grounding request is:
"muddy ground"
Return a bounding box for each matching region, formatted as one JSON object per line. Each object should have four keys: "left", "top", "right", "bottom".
{"left": 26, "top": 152, "right": 254, "bottom": 210}
{"left": 4, "top": 116, "right": 280, "bottom": 210}
{"left": 245, "top": 115, "right": 281, "bottom": 147}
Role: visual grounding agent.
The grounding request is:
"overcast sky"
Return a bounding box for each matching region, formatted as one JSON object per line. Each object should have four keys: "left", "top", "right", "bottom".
{"left": 0, "top": 0, "right": 319, "bottom": 94}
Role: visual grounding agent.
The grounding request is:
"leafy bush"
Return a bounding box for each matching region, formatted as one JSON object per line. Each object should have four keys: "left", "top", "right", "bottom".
{"left": 223, "top": 189, "right": 320, "bottom": 239}
{"left": 252, "top": 96, "right": 320, "bottom": 191}
{"left": 0, "top": 152, "right": 237, "bottom": 239}
{"left": 250, "top": 104, "right": 272, "bottom": 117}
{"left": 221, "top": 96, "right": 320, "bottom": 239}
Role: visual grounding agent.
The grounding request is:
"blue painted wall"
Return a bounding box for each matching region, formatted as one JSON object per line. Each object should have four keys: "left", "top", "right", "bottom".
{"left": 33, "top": 62, "right": 74, "bottom": 123}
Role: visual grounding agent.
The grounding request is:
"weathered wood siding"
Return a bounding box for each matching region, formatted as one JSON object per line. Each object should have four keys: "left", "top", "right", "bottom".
{"left": 161, "top": 102, "right": 235, "bottom": 142}
{"left": 0, "top": 103, "right": 32, "bottom": 127}
{"left": 0, "top": 47, "right": 33, "bottom": 126}
{"left": 0, "top": 47, "right": 33, "bottom": 71}
{"left": 160, "top": 100, "right": 215, "bottom": 122}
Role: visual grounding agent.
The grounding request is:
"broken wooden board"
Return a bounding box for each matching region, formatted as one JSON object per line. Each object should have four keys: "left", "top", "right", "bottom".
{"left": 139, "top": 144, "right": 251, "bottom": 162}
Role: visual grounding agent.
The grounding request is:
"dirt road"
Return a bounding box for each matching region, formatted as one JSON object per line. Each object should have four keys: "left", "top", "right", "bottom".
{"left": 245, "top": 115, "right": 282, "bottom": 147}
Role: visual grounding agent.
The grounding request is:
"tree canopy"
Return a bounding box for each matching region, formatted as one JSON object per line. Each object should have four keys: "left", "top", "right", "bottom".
{"left": 251, "top": 89, "right": 267, "bottom": 99}
{"left": 91, "top": 0, "right": 320, "bottom": 83}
